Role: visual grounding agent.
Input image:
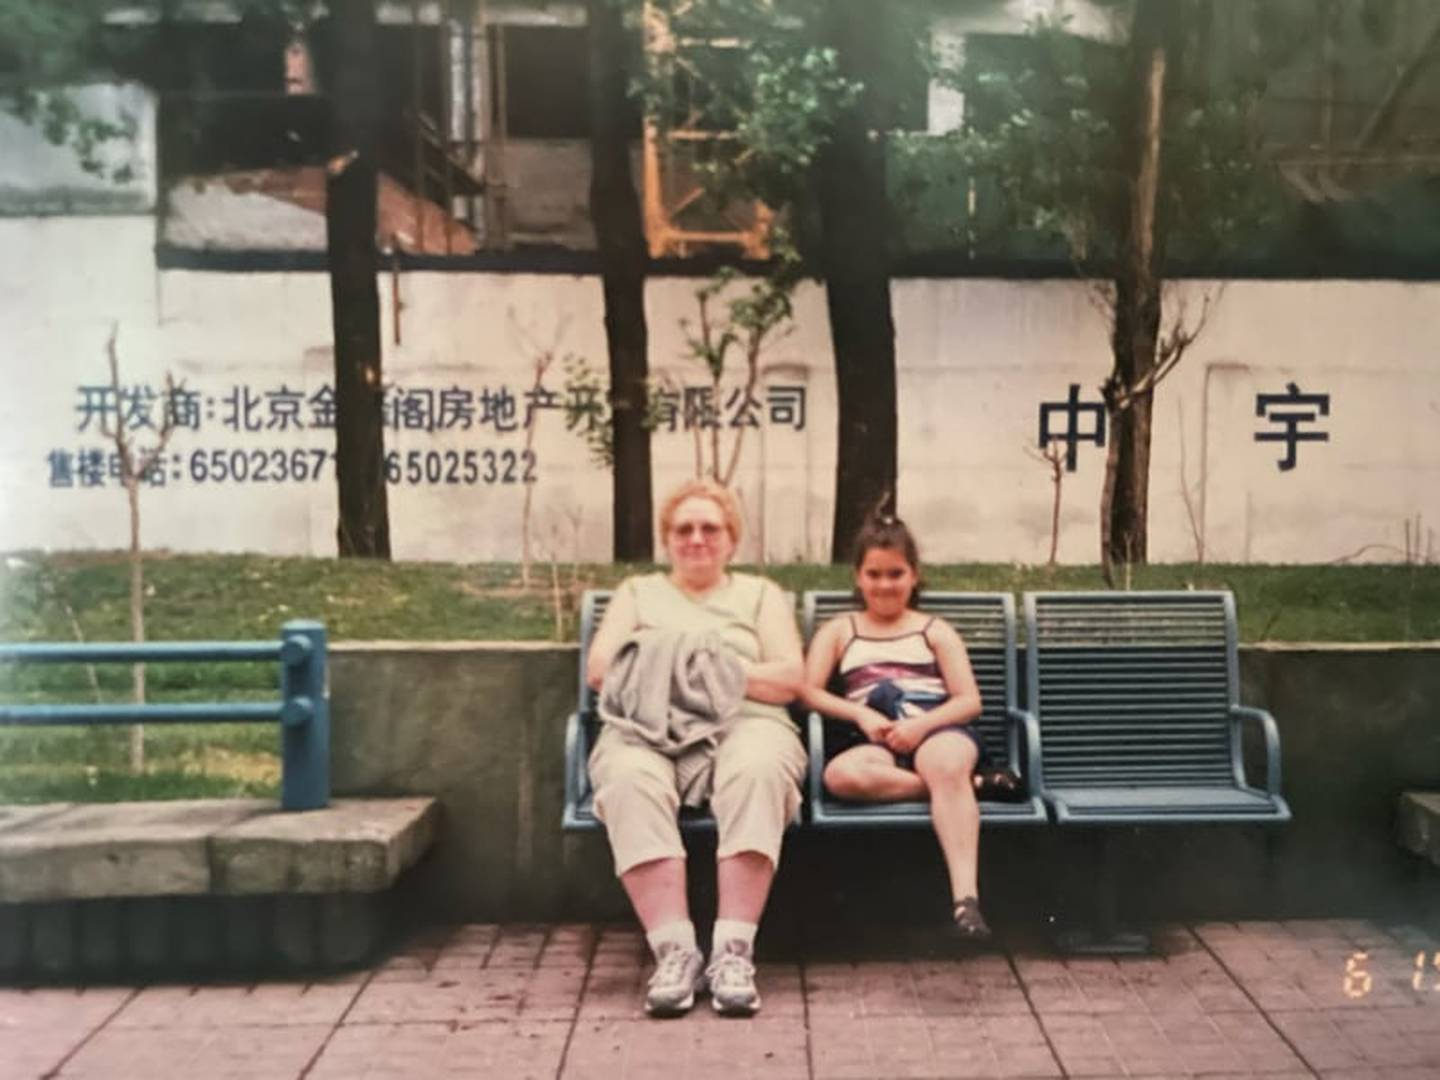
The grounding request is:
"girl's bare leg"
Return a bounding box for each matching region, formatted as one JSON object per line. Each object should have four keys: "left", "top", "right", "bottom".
{"left": 913, "top": 733, "right": 982, "bottom": 901}
{"left": 823, "top": 744, "right": 927, "bottom": 802}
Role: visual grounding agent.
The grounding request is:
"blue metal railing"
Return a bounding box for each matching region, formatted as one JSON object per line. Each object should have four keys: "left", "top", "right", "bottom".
{"left": 0, "top": 620, "right": 329, "bottom": 811}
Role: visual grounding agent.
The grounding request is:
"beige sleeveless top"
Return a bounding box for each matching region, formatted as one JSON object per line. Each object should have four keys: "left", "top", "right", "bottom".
{"left": 624, "top": 571, "right": 793, "bottom": 728}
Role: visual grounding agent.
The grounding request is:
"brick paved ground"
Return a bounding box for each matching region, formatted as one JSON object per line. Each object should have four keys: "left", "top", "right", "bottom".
{"left": 4, "top": 919, "right": 1439, "bottom": 1079}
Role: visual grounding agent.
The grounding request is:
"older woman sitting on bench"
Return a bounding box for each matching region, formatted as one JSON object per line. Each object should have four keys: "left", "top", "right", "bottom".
{"left": 586, "top": 479, "right": 805, "bottom": 1018}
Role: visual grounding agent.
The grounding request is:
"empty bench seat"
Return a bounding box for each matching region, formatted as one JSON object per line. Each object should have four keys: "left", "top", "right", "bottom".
{"left": 1025, "top": 590, "right": 1290, "bottom": 825}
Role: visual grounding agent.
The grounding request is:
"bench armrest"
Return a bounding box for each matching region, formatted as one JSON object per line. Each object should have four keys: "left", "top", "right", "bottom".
{"left": 806, "top": 711, "right": 826, "bottom": 805}
{"left": 1229, "top": 705, "right": 1282, "bottom": 796}
{"left": 1006, "top": 705, "right": 1044, "bottom": 793}
{"left": 563, "top": 711, "right": 591, "bottom": 814}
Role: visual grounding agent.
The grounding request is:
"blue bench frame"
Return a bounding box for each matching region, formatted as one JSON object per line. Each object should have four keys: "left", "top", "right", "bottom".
{"left": 802, "top": 590, "right": 1047, "bottom": 827}
{"left": 562, "top": 591, "right": 613, "bottom": 830}
{"left": 1024, "top": 591, "right": 1289, "bottom": 825}
{"left": 0, "top": 620, "right": 330, "bottom": 811}
{"left": 1023, "top": 590, "right": 1289, "bottom": 953}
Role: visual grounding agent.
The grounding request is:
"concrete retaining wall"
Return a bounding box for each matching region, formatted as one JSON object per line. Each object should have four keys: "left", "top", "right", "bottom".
{"left": 330, "top": 641, "right": 1440, "bottom": 928}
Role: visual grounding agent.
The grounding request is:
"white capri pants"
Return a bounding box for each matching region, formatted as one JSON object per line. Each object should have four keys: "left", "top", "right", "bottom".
{"left": 588, "top": 715, "right": 807, "bottom": 876}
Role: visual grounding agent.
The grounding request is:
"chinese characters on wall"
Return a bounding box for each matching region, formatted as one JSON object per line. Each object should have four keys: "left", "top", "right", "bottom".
{"left": 1038, "top": 384, "right": 1107, "bottom": 472}
{"left": 1254, "top": 382, "right": 1330, "bottom": 472}
{"left": 48, "top": 380, "right": 809, "bottom": 490}
{"left": 47, "top": 375, "right": 1334, "bottom": 492}
{"left": 1037, "top": 382, "right": 1332, "bottom": 473}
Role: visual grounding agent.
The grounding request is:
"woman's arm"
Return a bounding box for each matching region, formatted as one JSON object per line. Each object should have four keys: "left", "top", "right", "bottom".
{"left": 742, "top": 580, "right": 804, "bottom": 704}
{"left": 585, "top": 582, "right": 639, "bottom": 691}
{"left": 801, "top": 617, "right": 891, "bottom": 743}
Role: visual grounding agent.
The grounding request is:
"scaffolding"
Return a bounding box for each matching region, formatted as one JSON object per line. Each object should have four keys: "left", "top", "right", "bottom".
{"left": 640, "top": 0, "right": 772, "bottom": 259}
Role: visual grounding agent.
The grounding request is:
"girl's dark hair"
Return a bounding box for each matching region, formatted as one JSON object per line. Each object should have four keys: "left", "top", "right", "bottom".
{"left": 851, "top": 514, "right": 924, "bottom": 608}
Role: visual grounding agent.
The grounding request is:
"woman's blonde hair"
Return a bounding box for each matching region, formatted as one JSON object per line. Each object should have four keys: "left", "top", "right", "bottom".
{"left": 658, "top": 479, "right": 743, "bottom": 545}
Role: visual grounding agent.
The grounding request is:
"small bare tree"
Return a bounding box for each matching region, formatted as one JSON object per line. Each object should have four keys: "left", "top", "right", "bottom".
{"left": 508, "top": 311, "right": 571, "bottom": 590}
{"left": 100, "top": 326, "right": 179, "bottom": 772}
{"left": 1026, "top": 437, "right": 1067, "bottom": 567}
{"left": 536, "top": 504, "right": 587, "bottom": 640}
{"left": 1175, "top": 396, "right": 1205, "bottom": 564}
{"left": 680, "top": 267, "right": 796, "bottom": 486}
{"left": 520, "top": 349, "right": 556, "bottom": 589}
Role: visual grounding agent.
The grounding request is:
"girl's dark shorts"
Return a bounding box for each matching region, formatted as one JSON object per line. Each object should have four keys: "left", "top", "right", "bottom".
{"left": 827, "top": 719, "right": 987, "bottom": 772}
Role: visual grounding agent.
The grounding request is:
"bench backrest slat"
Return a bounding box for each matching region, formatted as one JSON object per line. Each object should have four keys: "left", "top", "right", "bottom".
{"left": 578, "top": 590, "right": 612, "bottom": 717}
{"left": 1025, "top": 591, "right": 1238, "bottom": 788}
{"left": 804, "top": 591, "right": 1016, "bottom": 765}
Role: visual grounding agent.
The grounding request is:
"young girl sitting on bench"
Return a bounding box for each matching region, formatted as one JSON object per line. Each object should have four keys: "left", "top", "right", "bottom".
{"left": 801, "top": 514, "right": 995, "bottom": 940}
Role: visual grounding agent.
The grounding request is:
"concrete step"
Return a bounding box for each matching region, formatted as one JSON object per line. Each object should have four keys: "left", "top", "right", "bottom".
{"left": 0, "top": 797, "right": 438, "bottom": 982}
{"left": 0, "top": 797, "right": 438, "bottom": 902}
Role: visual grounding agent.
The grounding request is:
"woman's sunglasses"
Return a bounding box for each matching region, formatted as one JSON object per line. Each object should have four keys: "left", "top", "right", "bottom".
{"left": 672, "top": 522, "right": 724, "bottom": 539}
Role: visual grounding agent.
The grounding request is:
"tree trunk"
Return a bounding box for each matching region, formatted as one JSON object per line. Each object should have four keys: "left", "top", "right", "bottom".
{"left": 817, "top": 0, "right": 899, "bottom": 564}
{"left": 588, "top": 0, "right": 653, "bottom": 561}
{"left": 327, "top": 0, "right": 391, "bottom": 558}
{"left": 1102, "top": 0, "right": 1172, "bottom": 576}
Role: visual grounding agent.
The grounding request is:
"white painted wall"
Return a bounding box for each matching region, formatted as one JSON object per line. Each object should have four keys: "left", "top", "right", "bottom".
{"left": 1, "top": 215, "right": 1436, "bottom": 565}
{"left": 894, "top": 279, "right": 1440, "bottom": 566}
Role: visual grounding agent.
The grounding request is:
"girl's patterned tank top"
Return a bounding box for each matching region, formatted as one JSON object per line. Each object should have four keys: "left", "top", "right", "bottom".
{"left": 837, "top": 616, "right": 946, "bottom": 702}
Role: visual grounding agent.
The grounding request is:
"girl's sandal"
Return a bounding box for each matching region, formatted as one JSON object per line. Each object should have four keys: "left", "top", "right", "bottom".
{"left": 973, "top": 767, "right": 1024, "bottom": 801}
{"left": 952, "top": 897, "right": 993, "bottom": 942}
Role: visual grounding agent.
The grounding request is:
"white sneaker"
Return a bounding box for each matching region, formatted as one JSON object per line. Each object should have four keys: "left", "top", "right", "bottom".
{"left": 706, "top": 940, "right": 761, "bottom": 1016}
{"left": 644, "top": 942, "right": 705, "bottom": 1017}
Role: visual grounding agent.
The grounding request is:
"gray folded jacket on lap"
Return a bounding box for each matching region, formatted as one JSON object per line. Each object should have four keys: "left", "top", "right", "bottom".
{"left": 598, "top": 629, "right": 746, "bottom": 808}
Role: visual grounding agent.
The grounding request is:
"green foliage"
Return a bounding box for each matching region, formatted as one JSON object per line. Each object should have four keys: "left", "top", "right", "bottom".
{"left": 635, "top": 0, "right": 862, "bottom": 215}
{"left": 683, "top": 242, "right": 800, "bottom": 382}
{"left": 631, "top": 0, "right": 946, "bottom": 243}
{"left": 0, "top": 0, "right": 310, "bottom": 179}
{"left": 0, "top": 0, "right": 136, "bottom": 177}
{"left": 930, "top": 13, "right": 1287, "bottom": 266}
{"left": 560, "top": 354, "right": 613, "bottom": 468}
{"left": 0, "top": 0, "right": 115, "bottom": 82}
{"left": 559, "top": 237, "right": 801, "bottom": 478}
{"left": 560, "top": 355, "right": 670, "bottom": 471}
{"left": 4, "top": 87, "right": 136, "bottom": 178}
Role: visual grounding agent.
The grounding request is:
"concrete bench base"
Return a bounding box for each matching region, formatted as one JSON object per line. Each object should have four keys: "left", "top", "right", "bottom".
{"left": 1, "top": 891, "right": 393, "bottom": 981}
{"left": 0, "top": 797, "right": 438, "bottom": 982}
{"left": 1397, "top": 791, "right": 1440, "bottom": 869}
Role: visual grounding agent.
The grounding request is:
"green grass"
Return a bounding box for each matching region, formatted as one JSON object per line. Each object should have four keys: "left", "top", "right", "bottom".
{"left": 2, "top": 551, "right": 1437, "bottom": 804}
{"left": 5, "top": 551, "right": 1439, "bottom": 646}
{"left": 0, "top": 722, "right": 279, "bottom": 804}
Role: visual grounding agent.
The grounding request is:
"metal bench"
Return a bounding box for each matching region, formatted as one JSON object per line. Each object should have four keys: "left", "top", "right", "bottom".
{"left": 0, "top": 620, "right": 330, "bottom": 811}
{"left": 802, "top": 591, "right": 1047, "bottom": 827}
{"left": 1024, "top": 590, "right": 1290, "bottom": 951}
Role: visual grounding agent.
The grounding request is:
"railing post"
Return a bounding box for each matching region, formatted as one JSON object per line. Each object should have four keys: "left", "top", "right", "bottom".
{"left": 280, "top": 620, "right": 329, "bottom": 811}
